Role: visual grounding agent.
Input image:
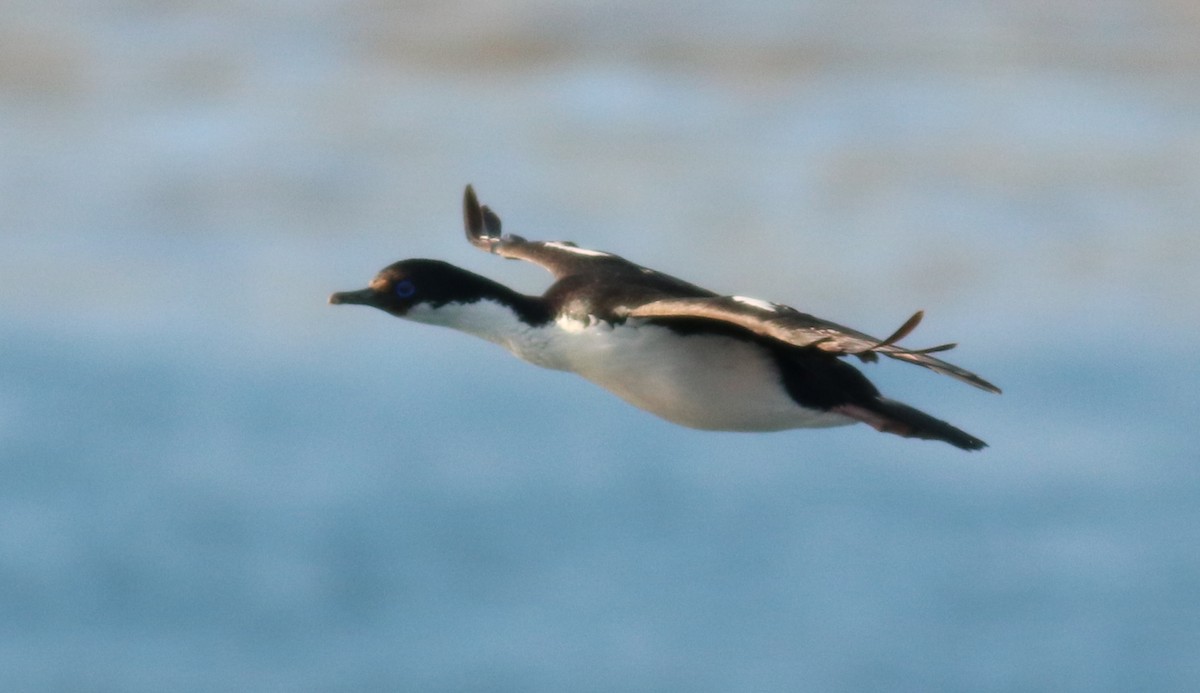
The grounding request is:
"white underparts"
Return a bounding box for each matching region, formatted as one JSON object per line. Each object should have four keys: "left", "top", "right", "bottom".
{"left": 404, "top": 299, "right": 854, "bottom": 431}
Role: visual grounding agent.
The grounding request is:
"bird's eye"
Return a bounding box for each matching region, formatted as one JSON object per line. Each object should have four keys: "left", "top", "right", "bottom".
{"left": 393, "top": 280, "right": 416, "bottom": 298}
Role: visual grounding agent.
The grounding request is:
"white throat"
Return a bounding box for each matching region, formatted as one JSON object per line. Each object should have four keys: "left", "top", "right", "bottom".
{"left": 403, "top": 299, "right": 559, "bottom": 367}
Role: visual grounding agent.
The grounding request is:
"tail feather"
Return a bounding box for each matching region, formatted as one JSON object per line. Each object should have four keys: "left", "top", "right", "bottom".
{"left": 835, "top": 398, "right": 988, "bottom": 451}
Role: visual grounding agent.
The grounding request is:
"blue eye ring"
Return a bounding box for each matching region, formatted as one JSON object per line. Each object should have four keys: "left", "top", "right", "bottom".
{"left": 393, "top": 280, "right": 416, "bottom": 298}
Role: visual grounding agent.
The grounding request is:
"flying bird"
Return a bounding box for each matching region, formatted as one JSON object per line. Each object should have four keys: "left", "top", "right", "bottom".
{"left": 330, "top": 186, "right": 999, "bottom": 450}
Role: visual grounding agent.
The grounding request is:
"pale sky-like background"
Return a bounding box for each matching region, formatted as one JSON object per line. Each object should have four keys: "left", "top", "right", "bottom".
{"left": 2, "top": 2, "right": 1198, "bottom": 691}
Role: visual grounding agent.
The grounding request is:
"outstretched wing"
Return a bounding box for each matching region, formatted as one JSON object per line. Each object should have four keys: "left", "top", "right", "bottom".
{"left": 462, "top": 185, "right": 998, "bottom": 393}
{"left": 626, "top": 296, "right": 1001, "bottom": 393}
{"left": 463, "top": 185, "right": 622, "bottom": 279}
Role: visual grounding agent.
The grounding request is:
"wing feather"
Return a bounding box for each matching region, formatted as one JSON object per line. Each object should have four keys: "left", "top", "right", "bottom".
{"left": 461, "top": 186, "right": 998, "bottom": 393}
{"left": 463, "top": 185, "right": 617, "bottom": 279}
{"left": 626, "top": 296, "right": 1000, "bottom": 393}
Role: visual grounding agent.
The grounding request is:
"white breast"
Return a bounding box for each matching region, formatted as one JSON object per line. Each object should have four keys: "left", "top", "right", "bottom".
{"left": 518, "top": 317, "right": 853, "bottom": 431}
{"left": 404, "top": 300, "right": 853, "bottom": 431}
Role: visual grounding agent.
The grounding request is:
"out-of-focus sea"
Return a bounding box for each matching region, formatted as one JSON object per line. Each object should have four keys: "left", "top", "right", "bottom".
{"left": 2, "top": 2, "right": 1198, "bottom": 691}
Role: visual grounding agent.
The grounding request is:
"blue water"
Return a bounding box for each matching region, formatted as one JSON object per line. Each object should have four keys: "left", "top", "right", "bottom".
{"left": 2, "top": 2, "right": 1199, "bottom": 691}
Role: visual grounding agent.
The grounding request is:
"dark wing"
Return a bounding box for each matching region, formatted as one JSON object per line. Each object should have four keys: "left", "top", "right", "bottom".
{"left": 625, "top": 296, "right": 1001, "bottom": 394}
{"left": 463, "top": 185, "right": 623, "bottom": 279}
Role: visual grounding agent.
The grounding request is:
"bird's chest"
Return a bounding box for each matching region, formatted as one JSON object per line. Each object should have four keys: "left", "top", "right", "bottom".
{"left": 507, "top": 319, "right": 833, "bottom": 430}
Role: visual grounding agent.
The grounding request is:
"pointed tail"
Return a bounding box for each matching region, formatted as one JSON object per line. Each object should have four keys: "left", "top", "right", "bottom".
{"left": 835, "top": 398, "right": 988, "bottom": 451}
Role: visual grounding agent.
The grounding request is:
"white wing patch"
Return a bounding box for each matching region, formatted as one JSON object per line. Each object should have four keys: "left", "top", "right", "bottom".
{"left": 732, "top": 295, "right": 779, "bottom": 312}
{"left": 543, "top": 241, "right": 612, "bottom": 257}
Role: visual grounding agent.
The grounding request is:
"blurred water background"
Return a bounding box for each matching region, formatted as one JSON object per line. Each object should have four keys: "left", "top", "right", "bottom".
{"left": 2, "top": 1, "right": 1199, "bottom": 691}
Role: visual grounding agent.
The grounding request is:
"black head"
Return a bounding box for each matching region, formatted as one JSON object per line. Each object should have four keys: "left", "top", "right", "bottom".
{"left": 329, "top": 258, "right": 547, "bottom": 322}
